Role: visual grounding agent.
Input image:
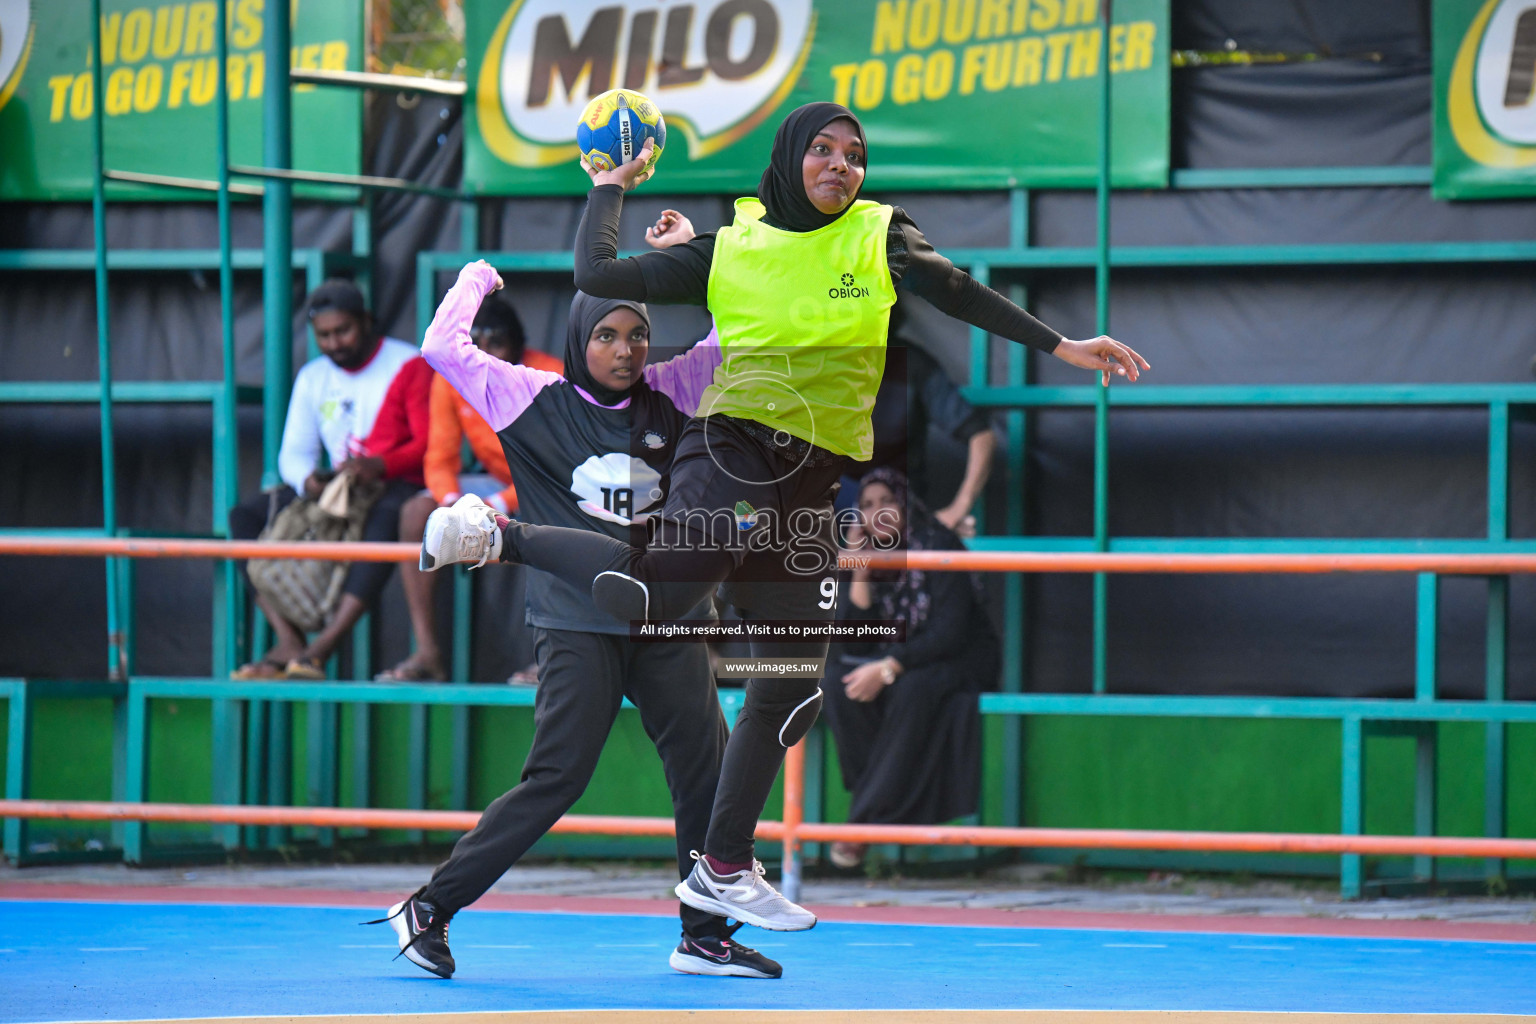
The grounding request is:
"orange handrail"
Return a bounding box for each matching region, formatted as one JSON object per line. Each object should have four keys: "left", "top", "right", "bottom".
{"left": 7, "top": 536, "right": 1536, "bottom": 575}
{"left": 0, "top": 800, "right": 783, "bottom": 842}
{"left": 0, "top": 537, "right": 415, "bottom": 562}
{"left": 853, "top": 550, "right": 1536, "bottom": 575}
{"left": 791, "top": 822, "right": 1536, "bottom": 859}
{"left": 9, "top": 536, "right": 1536, "bottom": 880}
{"left": 6, "top": 799, "right": 1534, "bottom": 859}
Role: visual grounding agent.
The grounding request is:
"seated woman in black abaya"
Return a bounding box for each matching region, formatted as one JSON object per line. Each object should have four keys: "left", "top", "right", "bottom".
{"left": 821, "top": 468, "right": 1001, "bottom": 869}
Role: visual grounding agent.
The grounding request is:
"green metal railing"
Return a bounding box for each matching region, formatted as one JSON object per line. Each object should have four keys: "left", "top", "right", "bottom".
{"left": 5, "top": 673, "right": 1527, "bottom": 895}
{"left": 5, "top": 0, "right": 1534, "bottom": 888}
{"left": 0, "top": 0, "right": 475, "bottom": 863}
{"left": 407, "top": 163, "right": 1536, "bottom": 890}
{"left": 116, "top": 678, "right": 748, "bottom": 863}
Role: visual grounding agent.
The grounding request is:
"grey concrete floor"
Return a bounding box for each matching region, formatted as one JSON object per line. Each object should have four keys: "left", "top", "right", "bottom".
{"left": 5, "top": 858, "right": 1535, "bottom": 924}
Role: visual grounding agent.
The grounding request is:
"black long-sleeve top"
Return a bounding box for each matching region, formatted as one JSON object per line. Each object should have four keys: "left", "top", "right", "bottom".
{"left": 574, "top": 186, "right": 1064, "bottom": 354}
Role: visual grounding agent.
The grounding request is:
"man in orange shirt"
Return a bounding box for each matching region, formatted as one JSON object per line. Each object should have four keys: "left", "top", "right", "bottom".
{"left": 378, "top": 295, "right": 561, "bottom": 681}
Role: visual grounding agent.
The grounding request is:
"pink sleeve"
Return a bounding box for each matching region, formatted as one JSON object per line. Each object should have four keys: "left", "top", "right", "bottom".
{"left": 420, "top": 262, "right": 560, "bottom": 431}
{"left": 643, "top": 325, "right": 722, "bottom": 417}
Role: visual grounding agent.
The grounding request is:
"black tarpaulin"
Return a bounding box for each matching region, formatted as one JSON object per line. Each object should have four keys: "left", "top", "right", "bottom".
{"left": 1172, "top": 0, "right": 1430, "bottom": 57}
{"left": 1175, "top": 59, "right": 1432, "bottom": 168}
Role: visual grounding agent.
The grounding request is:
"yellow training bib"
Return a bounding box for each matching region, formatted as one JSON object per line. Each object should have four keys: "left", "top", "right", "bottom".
{"left": 702, "top": 198, "right": 897, "bottom": 461}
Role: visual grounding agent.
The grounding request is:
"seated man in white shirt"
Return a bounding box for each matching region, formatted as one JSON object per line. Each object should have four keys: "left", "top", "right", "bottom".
{"left": 229, "top": 280, "right": 420, "bottom": 679}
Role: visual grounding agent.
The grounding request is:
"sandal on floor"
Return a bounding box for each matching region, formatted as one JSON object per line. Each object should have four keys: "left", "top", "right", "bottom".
{"left": 231, "top": 658, "right": 288, "bottom": 681}
{"left": 374, "top": 657, "right": 446, "bottom": 683}
{"left": 284, "top": 658, "right": 327, "bottom": 681}
{"left": 830, "top": 841, "right": 867, "bottom": 870}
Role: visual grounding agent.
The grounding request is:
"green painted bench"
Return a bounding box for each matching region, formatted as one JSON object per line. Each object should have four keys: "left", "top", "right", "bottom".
{"left": 107, "top": 678, "right": 1531, "bottom": 897}
{"left": 119, "top": 678, "right": 749, "bottom": 864}
{"left": 977, "top": 692, "right": 1534, "bottom": 898}
{"left": 9, "top": 674, "right": 1527, "bottom": 897}
{"left": 1, "top": 678, "right": 127, "bottom": 865}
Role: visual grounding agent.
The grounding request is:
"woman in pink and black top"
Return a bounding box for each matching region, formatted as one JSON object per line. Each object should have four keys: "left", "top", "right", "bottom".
{"left": 374, "top": 263, "right": 782, "bottom": 982}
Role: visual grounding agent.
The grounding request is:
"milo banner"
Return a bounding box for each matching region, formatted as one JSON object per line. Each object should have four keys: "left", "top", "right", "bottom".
{"left": 1435, "top": 0, "right": 1536, "bottom": 199}
{"left": 465, "top": 0, "right": 1169, "bottom": 195}
{"left": 0, "top": 0, "right": 361, "bottom": 201}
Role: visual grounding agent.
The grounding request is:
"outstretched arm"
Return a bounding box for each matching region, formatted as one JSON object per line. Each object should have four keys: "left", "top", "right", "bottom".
{"left": 420, "top": 261, "right": 560, "bottom": 431}
{"left": 891, "top": 209, "right": 1149, "bottom": 384}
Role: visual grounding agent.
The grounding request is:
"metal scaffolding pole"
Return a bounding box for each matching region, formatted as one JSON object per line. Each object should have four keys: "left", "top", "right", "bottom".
{"left": 216, "top": 2, "right": 236, "bottom": 569}
{"left": 209, "top": 0, "right": 245, "bottom": 849}
{"left": 262, "top": 0, "right": 294, "bottom": 488}
{"left": 1091, "top": 0, "right": 1113, "bottom": 693}
{"left": 89, "top": 0, "right": 124, "bottom": 681}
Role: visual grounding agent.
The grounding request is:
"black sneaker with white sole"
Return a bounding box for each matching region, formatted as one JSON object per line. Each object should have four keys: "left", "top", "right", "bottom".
{"left": 368, "top": 891, "right": 455, "bottom": 978}
{"left": 669, "top": 927, "right": 782, "bottom": 979}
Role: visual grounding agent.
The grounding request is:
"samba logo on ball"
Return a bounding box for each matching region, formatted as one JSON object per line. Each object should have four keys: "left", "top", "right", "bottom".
{"left": 577, "top": 88, "right": 666, "bottom": 174}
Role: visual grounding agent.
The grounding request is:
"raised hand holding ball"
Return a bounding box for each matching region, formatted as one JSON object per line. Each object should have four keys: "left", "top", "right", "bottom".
{"left": 582, "top": 137, "right": 656, "bottom": 193}
{"left": 577, "top": 89, "right": 665, "bottom": 189}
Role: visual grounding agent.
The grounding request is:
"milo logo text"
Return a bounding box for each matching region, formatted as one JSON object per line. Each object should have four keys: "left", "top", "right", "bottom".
{"left": 1448, "top": 0, "right": 1536, "bottom": 168}
{"left": 478, "top": 0, "right": 815, "bottom": 167}
{"left": 0, "top": 0, "right": 33, "bottom": 114}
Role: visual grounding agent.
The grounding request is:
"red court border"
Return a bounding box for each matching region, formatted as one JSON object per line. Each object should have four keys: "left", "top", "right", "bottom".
{"left": 4, "top": 882, "right": 1534, "bottom": 944}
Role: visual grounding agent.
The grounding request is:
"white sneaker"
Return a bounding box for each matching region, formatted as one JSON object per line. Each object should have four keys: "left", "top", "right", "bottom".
{"left": 420, "top": 494, "right": 502, "bottom": 571}
{"left": 675, "top": 852, "right": 817, "bottom": 932}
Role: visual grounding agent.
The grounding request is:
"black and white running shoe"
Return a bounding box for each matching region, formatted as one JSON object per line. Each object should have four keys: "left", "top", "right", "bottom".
{"left": 675, "top": 852, "right": 817, "bottom": 932}
{"left": 669, "top": 926, "right": 783, "bottom": 979}
{"left": 370, "top": 891, "right": 456, "bottom": 978}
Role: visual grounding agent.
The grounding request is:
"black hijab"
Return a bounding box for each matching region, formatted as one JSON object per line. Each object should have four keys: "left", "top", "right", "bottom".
{"left": 858, "top": 466, "right": 966, "bottom": 633}
{"left": 563, "top": 291, "right": 650, "bottom": 407}
{"left": 756, "top": 102, "right": 867, "bottom": 233}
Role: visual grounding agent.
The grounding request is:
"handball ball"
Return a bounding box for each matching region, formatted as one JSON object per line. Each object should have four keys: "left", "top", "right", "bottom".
{"left": 577, "top": 89, "right": 666, "bottom": 176}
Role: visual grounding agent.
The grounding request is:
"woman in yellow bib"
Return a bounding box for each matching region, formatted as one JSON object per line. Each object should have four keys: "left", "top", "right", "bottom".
{"left": 421, "top": 103, "right": 1148, "bottom": 944}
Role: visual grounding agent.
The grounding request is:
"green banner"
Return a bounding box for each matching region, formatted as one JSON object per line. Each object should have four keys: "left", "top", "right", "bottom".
{"left": 465, "top": 0, "right": 1169, "bottom": 196}
{"left": 0, "top": 0, "right": 361, "bottom": 201}
{"left": 1434, "top": 0, "right": 1536, "bottom": 199}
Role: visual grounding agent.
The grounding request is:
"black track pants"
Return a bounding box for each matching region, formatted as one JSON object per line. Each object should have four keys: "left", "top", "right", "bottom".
{"left": 421, "top": 628, "right": 730, "bottom": 938}
{"left": 503, "top": 517, "right": 727, "bottom": 623}
{"left": 498, "top": 416, "right": 848, "bottom": 865}
{"left": 705, "top": 641, "right": 826, "bottom": 863}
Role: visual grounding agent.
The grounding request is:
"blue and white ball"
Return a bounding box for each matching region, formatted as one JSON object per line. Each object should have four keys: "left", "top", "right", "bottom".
{"left": 577, "top": 89, "right": 666, "bottom": 175}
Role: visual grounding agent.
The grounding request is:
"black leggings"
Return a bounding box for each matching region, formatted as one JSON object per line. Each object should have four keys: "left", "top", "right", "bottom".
{"left": 423, "top": 628, "right": 729, "bottom": 936}
{"left": 501, "top": 519, "right": 828, "bottom": 863}
{"left": 499, "top": 415, "right": 847, "bottom": 864}
{"left": 505, "top": 517, "right": 727, "bottom": 622}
